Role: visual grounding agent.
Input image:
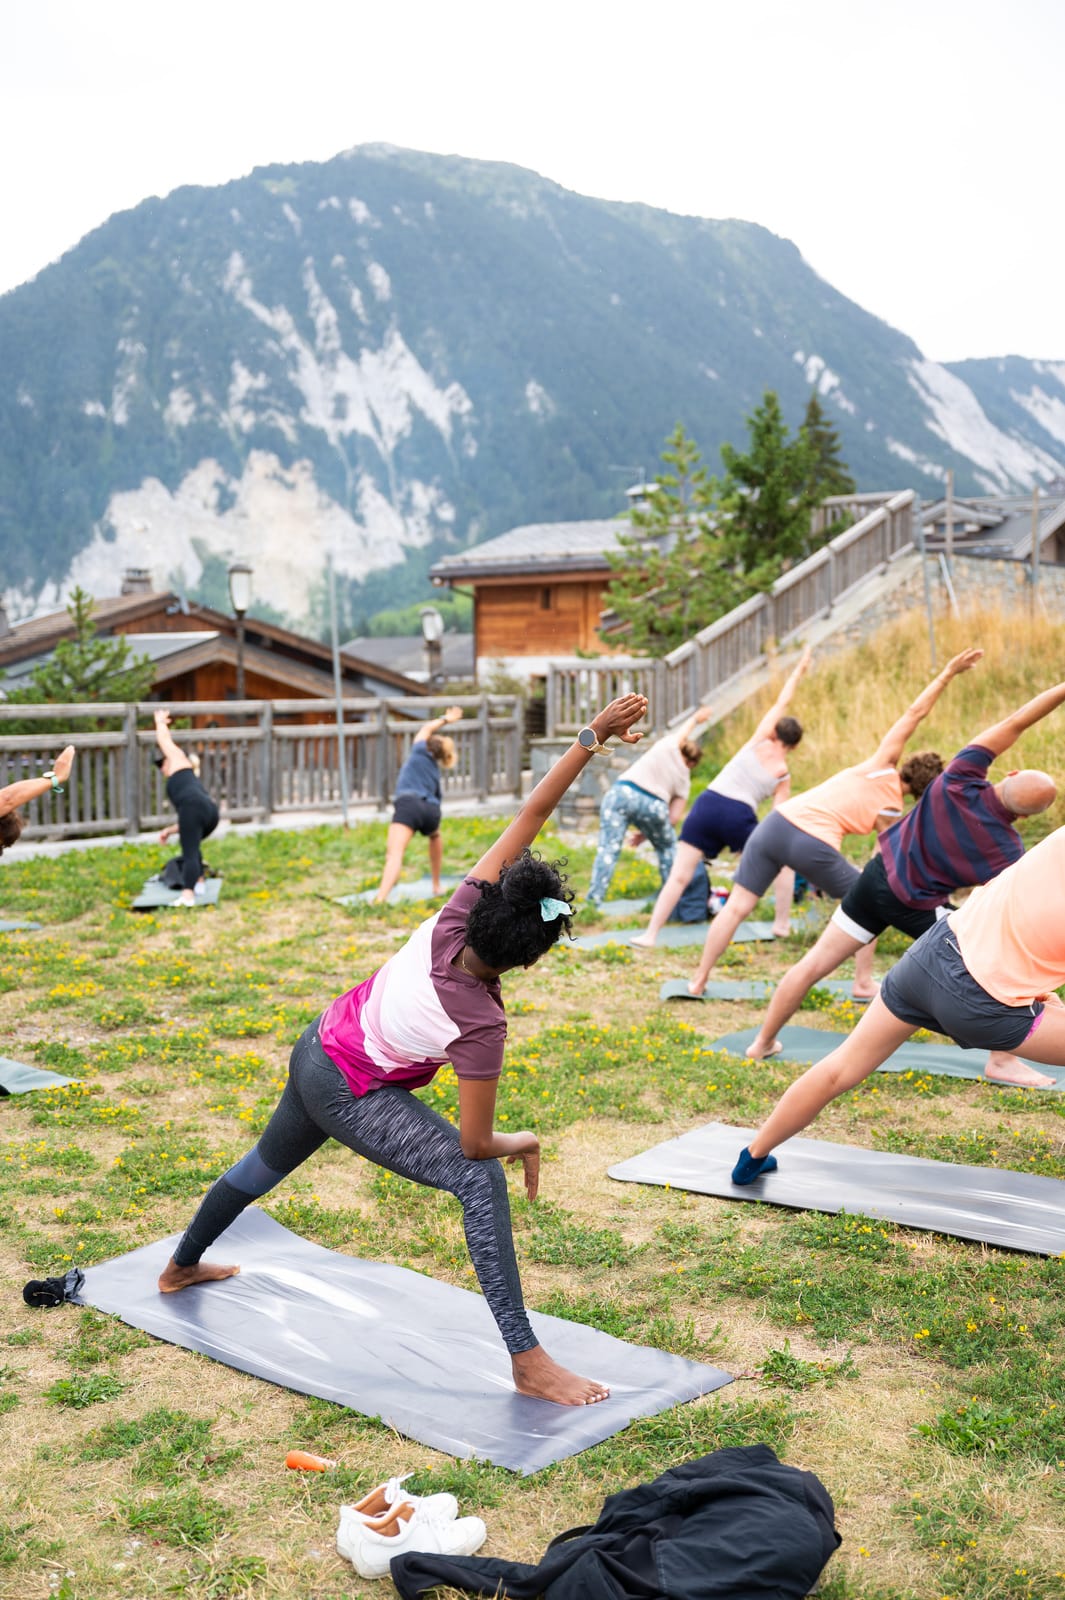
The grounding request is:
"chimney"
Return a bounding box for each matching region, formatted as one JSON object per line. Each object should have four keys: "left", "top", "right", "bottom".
{"left": 120, "top": 568, "right": 153, "bottom": 595}
{"left": 0, "top": 599, "right": 10, "bottom": 638}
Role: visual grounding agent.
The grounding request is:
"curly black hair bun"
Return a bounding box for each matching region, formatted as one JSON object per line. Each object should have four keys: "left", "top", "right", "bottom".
{"left": 466, "top": 849, "right": 574, "bottom": 971}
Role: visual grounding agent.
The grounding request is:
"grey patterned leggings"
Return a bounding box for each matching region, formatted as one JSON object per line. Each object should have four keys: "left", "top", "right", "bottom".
{"left": 587, "top": 781, "right": 677, "bottom": 904}
{"left": 172, "top": 1019, "right": 536, "bottom": 1354}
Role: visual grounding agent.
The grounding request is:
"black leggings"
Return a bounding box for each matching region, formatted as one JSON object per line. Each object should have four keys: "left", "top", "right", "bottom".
{"left": 176, "top": 794, "right": 219, "bottom": 890}
{"left": 173, "top": 1020, "right": 536, "bottom": 1355}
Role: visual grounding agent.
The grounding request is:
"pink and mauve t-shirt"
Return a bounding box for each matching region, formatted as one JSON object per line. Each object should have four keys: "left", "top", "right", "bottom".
{"left": 319, "top": 877, "right": 506, "bottom": 1096}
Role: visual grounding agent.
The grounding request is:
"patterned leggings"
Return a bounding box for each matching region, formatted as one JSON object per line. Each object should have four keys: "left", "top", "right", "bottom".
{"left": 172, "top": 1019, "right": 536, "bottom": 1354}
{"left": 587, "top": 782, "right": 677, "bottom": 904}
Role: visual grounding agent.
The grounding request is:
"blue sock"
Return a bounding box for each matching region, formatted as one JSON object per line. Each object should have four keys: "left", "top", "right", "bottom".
{"left": 731, "top": 1146, "right": 779, "bottom": 1185}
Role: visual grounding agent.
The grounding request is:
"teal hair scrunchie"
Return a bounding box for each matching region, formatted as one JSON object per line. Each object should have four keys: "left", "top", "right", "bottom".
{"left": 539, "top": 896, "right": 570, "bottom": 922}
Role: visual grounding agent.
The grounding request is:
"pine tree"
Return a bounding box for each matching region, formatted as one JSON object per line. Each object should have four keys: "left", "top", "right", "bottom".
{"left": 801, "top": 391, "right": 856, "bottom": 500}
{"left": 718, "top": 391, "right": 815, "bottom": 577}
{"left": 15, "top": 588, "right": 156, "bottom": 704}
{"left": 602, "top": 424, "right": 749, "bottom": 654}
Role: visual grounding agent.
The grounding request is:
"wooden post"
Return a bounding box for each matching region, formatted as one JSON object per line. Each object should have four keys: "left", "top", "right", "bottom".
{"left": 377, "top": 699, "right": 391, "bottom": 808}
{"left": 124, "top": 704, "right": 140, "bottom": 836}
{"left": 944, "top": 469, "right": 954, "bottom": 574}
{"left": 259, "top": 701, "right": 274, "bottom": 821}
{"left": 1031, "top": 485, "right": 1041, "bottom": 593}
{"left": 475, "top": 696, "right": 490, "bottom": 800}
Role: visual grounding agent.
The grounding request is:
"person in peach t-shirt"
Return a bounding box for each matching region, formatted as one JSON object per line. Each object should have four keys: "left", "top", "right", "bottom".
{"left": 686, "top": 650, "right": 982, "bottom": 997}
{"left": 731, "top": 824, "right": 1065, "bottom": 1185}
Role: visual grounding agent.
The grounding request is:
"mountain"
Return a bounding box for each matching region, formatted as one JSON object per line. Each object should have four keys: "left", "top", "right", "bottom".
{"left": 2, "top": 143, "right": 1062, "bottom": 629}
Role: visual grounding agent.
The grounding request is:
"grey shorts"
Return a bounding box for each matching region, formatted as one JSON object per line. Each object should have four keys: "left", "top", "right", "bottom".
{"left": 880, "top": 916, "right": 1044, "bottom": 1051}
{"left": 734, "top": 811, "right": 860, "bottom": 901}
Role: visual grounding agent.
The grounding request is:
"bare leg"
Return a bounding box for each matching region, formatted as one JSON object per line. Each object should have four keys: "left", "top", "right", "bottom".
{"left": 772, "top": 866, "right": 795, "bottom": 937}
{"left": 747, "top": 996, "right": 917, "bottom": 1159}
{"left": 688, "top": 885, "right": 759, "bottom": 994}
{"left": 373, "top": 823, "right": 415, "bottom": 904}
{"left": 158, "top": 1256, "right": 240, "bottom": 1292}
{"left": 511, "top": 1346, "right": 610, "bottom": 1405}
{"left": 428, "top": 830, "right": 444, "bottom": 894}
{"left": 853, "top": 938, "right": 879, "bottom": 998}
{"left": 747, "top": 923, "right": 865, "bottom": 1059}
{"left": 631, "top": 841, "right": 704, "bottom": 946}
{"left": 983, "top": 1051, "right": 1055, "bottom": 1088}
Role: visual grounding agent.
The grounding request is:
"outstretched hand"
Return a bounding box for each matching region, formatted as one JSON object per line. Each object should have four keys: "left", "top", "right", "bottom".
{"left": 154, "top": 709, "right": 172, "bottom": 728}
{"left": 694, "top": 705, "right": 714, "bottom": 725}
{"left": 591, "top": 694, "right": 649, "bottom": 746}
{"left": 442, "top": 706, "right": 463, "bottom": 724}
{"left": 946, "top": 648, "right": 983, "bottom": 676}
{"left": 52, "top": 745, "right": 76, "bottom": 783}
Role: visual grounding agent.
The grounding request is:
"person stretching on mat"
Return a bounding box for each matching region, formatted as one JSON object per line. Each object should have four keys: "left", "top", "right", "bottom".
{"left": 686, "top": 649, "right": 982, "bottom": 999}
{"left": 585, "top": 706, "right": 712, "bottom": 907}
{"left": 157, "top": 693, "right": 649, "bottom": 1407}
{"left": 732, "top": 819, "right": 1065, "bottom": 1186}
{"left": 153, "top": 710, "right": 220, "bottom": 908}
{"left": 374, "top": 707, "right": 463, "bottom": 904}
{"left": 631, "top": 648, "right": 811, "bottom": 947}
{"left": 746, "top": 674, "right": 1065, "bottom": 1087}
{"left": 0, "top": 745, "right": 76, "bottom": 853}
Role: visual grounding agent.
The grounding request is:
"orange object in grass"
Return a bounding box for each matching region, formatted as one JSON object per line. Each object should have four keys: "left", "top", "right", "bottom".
{"left": 285, "top": 1449, "right": 337, "bottom": 1472}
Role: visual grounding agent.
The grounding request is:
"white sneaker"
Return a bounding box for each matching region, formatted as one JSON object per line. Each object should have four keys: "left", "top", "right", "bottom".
{"left": 337, "top": 1506, "right": 486, "bottom": 1579}
{"left": 339, "top": 1473, "right": 458, "bottom": 1527}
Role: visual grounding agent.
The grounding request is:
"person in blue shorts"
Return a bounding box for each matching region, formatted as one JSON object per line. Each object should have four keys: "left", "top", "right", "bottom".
{"left": 374, "top": 707, "right": 463, "bottom": 903}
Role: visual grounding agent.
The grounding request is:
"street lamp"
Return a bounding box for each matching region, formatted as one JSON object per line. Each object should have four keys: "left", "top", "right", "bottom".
{"left": 420, "top": 606, "right": 445, "bottom": 684}
{"left": 227, "top": 562, "right": 253, "bottom": 702}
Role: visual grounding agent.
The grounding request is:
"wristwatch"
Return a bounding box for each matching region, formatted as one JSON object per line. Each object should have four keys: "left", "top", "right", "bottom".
{"left": 41, "top": 770, "right": 65, "bottom": 793}
{"left": 577, "top": 727, "right": 610, "bottom": 754}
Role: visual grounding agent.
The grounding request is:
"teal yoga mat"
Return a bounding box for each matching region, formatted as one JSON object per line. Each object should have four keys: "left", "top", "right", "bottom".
{"left": 573, "top": 910, "right": 818, "bottom": 952}
{"left": 336, "top": 875, "right": 462, "bottom": 907}
{"left": 661, "top": 979, "right": 871, "bottom": 1004}
{"left": 0, "top": 1056, "right": 78, "bottom": 1095}
{"left": 707, "top": 1025, "right": 1065, "bottom": 1091}
{"left": 0, "top": 920, "right": 42, "bottom": 933}
{"left": 131, "top": 878, "right": 224, "bottom": 912}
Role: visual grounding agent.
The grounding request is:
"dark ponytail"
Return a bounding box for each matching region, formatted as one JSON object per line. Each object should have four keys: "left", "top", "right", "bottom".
{"left": 465, "top": 849, "right": 574, "bottom": 969}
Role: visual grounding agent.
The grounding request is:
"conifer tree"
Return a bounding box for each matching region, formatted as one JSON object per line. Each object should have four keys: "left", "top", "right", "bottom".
{"left": 800, "top": 390, "right": 856, "bottom": 500}
{"left": 718, "top": 391, "right": 815, "bottom": 576}
{"left": 15, "top": 588, "right": 156, "bottom": 704}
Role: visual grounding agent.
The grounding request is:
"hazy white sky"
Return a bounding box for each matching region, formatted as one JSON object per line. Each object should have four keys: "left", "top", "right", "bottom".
{"left": 4, "top": 0, "right": 1061, "bottom": 362}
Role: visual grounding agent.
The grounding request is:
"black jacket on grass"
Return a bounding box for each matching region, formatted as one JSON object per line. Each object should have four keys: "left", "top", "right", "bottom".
{"left": 390, "top": 1443, "right": 841, "bottom": 1600}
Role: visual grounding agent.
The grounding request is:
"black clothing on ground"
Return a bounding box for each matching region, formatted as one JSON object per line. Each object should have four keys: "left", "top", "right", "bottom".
{"left": 391, "top": 1444, "right": 840, "bottom": 1600}
{"left": 166, "top": 768, "right": 220, "bottom": 890}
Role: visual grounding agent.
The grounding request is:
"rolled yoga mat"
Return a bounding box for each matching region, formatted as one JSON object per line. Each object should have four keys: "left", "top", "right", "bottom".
{"left": 608, "top": 1121, "right": 1065, "bottom": 1256}
{"left": 74, "top": 1208, "right": 732, "bottom": 1474}
{"left": 0, "top": 920, "right": 42, "bottom": 933}
{"left": 336, "top": 875, "right": 462, "bottom": 907}
{"left": 130, "top": 878, "right": 224, "bottom": 911}
{"left": 705, "top": 1025, "right": 1065, "bottom": 1091}
{"left": 0, "top": 1057, "right": 79, "bottom": 1095}
{"left": 661, "top": 979, "right": 871, "bottom": 1004}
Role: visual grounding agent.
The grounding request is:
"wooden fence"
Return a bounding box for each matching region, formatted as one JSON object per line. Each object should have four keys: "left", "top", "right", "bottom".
{"left": 0, "top": 696, "right": 523, "bottom": 842}
{"left": 545, "top": 490, "right": 916, "bottom": 734}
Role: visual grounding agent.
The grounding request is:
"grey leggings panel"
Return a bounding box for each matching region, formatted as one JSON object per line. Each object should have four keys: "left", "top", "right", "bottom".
{"left": 735, "top": 810, "right": 860, "bottom": 901}
{"left": 173, "top": 1020, "right": 536, "bottom": 1354}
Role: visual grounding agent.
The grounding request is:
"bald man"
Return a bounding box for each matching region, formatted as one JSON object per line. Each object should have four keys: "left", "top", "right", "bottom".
{"left": 746, "top": 678, "right": 1065, "bottom": 1088}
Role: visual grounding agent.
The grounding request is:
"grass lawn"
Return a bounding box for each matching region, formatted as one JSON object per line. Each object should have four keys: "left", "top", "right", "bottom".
{"left": 2, "top": 607, "right": 1064, "bottom": 1598}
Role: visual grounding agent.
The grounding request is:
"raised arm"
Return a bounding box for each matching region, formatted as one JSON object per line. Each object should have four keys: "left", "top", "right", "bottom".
{"left": 969, "top": 678, "right": 1065, "bottom": 757}
{"left": 751, "top": 646, "right": 812, "bottom": 743}
{"left": 671, "top": 704, "right": 714, "bottom": 745}
{"left": 413, "top": 705, "right": 462, "bottom": 743}
{"left": 470, "top": 695, "right": 649, "bottom": 884}
{"left": 153, "top": 709, "right": 192, "bottom": 773}
{"left": 863, "top": 649, "right": 983, "bottom": 770}
{"left": 0, "top": 745, "right": 75, "bottom": 816}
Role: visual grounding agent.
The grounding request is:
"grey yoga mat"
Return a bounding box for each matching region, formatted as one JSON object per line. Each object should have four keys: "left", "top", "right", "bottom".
{"left": 608, "top": 1121, "right": 1065, "bottom": 1256}
{"left": 336, "top": 875, "right": 462, "bottom": 907}
{"left": 0, "top": 1056, "right": 78, "bottom": 1095}
{"left": 0, "top": 919, "right": 42, "bottom": 933}
{"left": 131, "top": 878, "right": 224, "bottom": 911}
{"left": 573, "top": 911, "right": 817, "bottom": 952}
{"left": 706, "top": 1025, "right": 1065, "bottom": 1091}
{"left": 661, "top": 979, "right": 871, "bottom": 1004}
{"left": 75, "top": 1209, "right": 731, "bottom": 1474}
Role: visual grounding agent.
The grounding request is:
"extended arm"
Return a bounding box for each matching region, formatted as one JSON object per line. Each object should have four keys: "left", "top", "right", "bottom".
{"left": 0, "top": 745, "right": 75, "bottom": 815}
{"left": 970, "top": 678, "right": 1065, "bottom": 757}
{"left": 671, "top": 705, "right": 714, "bottom": 745}
{"left": 864, "top": 649, "right": 983, "bottom": 770}
{"left": 469, "top": 694, "right": 648, "bottom": 884}
{"left": 153, "top": 710, "right": 192, "bottom": 773}
{"left": 413, "top": 705, "right": 463, "bottom": 743}
{"left": 751, "top": 646, "right": 812, "bottom": 743}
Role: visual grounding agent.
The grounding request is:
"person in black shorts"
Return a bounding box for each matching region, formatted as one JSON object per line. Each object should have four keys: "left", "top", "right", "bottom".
{"left": 154, "top": 710, "right": 221, "bottom": 908}
{"left": 374, "top": 707, "right": 463, "bottom": 903}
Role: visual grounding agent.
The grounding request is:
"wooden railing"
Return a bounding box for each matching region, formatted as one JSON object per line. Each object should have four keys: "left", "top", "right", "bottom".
{"left": 545, "top": 491, "right": 916, "bottom": 733}
{"left": 0, "top": 696, "right": 522, "bottom": 842}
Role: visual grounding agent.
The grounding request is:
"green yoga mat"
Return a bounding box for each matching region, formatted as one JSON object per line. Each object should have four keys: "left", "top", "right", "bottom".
{"left": 707, "top": 1025, "right": 1065, "bottom": 1091}
{"left": 0, "top": 1057, "right": 78, "bottom": 1095}
{"left": 573, "top": 910, "right": 817, "bottom": 952}
{"left": 336, "top": 875, "right": 462, "bottom": 907}
{"left": 130, "top": 878, "right": 224, "bottom": 912}
{"left": 0, "top": 919, "right": 42, "bottom": 933}
{"left": 661, "top": 978, "right": 871, "bottom": 1004}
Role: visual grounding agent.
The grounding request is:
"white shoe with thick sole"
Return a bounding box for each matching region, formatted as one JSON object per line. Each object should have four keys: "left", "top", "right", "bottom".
{"left": 339, "top": 1472, "right": 458, "bottom": 1527}
{"left": 337, "top": 1505, "right": 486, "bottom": 1579}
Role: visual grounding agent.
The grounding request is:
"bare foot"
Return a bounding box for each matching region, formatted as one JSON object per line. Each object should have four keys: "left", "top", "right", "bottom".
{"left": 984, "top": 1057, "right": 1056, "bottom": 1089}
{"left": 772, "top": 924, "right": 791, "bottom": 938}
{"left": 512, "top": 1345, "right": 610, "bottom": 1406}
{"left": 158, "top": 1256, "right": 240, "bottom": 1293}
{"left": 745, "top": 1036, "right": 782, "bottom": 1061}
{"left": 687, "top": 976, "right": 708, "bottom": 997}
{"left": 629, "top": 932, "right": 657, "bottom": 949}
{"left": 853, "top": 982, "right": 880, "bottom": 1000}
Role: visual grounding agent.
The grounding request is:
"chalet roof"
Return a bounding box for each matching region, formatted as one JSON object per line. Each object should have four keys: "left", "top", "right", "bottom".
{"left": 921, "top": 494, "right": 1065, "bottom": 560}
{"left": 342, "top": 634, "right": 475, "bottom": 681}
{"left": 430, "top": 519, "right": 629, "bottom": 581}
{"left": 0, "top": 592, "right": 181, "bottom": 661}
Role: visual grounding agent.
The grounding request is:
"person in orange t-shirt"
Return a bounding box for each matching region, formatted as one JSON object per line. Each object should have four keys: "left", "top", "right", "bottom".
{"left": 686, "top": 651, "right": 981, "bottom": 998}
{"left": 731, "top": 824, "right": 1065, "bottom": 1185}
